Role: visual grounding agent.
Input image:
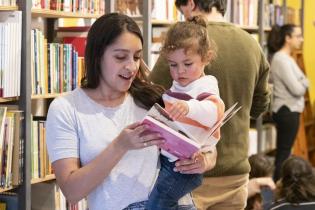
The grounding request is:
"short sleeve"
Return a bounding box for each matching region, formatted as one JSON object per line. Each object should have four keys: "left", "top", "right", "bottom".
{"left": 46, "top": 96, "right": 79, "bottom": 163}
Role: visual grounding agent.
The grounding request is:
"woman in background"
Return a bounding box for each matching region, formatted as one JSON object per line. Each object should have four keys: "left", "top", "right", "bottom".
{"left": 268, "top": 156, "right": 315, "bottom": 210}
{"left": 267, "top": 24, "right": 309, "bottom": 182}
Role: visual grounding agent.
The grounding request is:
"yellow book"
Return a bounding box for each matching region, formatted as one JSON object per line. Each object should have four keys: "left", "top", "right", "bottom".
{"left": 0, "top": 202, "right": 6, "bottom": 210}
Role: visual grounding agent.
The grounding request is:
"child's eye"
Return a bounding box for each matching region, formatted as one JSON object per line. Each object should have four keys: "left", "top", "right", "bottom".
{"left": 168, "top": 63, "right": 177, "bottom": 68}
{"left": 184, "top": 63, "right": 193, "bottom": 66}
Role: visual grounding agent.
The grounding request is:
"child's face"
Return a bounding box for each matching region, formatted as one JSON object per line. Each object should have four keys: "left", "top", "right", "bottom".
{"left": 166, "top": 48, "right": 206, "bottom": 87}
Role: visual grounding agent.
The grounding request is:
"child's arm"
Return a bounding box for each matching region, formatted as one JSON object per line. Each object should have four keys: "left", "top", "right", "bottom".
{"left": 185, "top": 94, "right": 225, "bottom": 128}
{"left": 165, "top": 94, "right": 225, "bottom": 128}
{"left": 167, "top": 100, "right": 189, "bottom": 120}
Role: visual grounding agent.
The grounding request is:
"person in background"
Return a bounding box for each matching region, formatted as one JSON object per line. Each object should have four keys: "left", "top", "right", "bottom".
{"left": 46, "top": 13, "right": 217, "bottom": 210}
{"left": 246, "top": 154, "right": 275, "bottom": 210}
{"left": 267, "top": 24, "right": 309, "bottom": 182}
{"left": 146, "top": 15, "right": 225, "bottom": 210}
{"left": 149, "top": 0, "right": 271, "bottom": 209}
{"left": 268, "top": 156, "right": 315, "bottom": 210}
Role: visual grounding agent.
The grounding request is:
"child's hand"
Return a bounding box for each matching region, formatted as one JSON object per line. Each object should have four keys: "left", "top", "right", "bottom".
{"left": 167, "top": 100, "right": 189, "bottom": 120}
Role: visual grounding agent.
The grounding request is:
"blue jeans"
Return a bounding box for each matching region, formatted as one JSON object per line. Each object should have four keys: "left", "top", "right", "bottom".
{"left": 146, "top": 155, "right": 202, "bottom": 210}
{"left": 123, "top": 201, "right": 196, "bottom": 210}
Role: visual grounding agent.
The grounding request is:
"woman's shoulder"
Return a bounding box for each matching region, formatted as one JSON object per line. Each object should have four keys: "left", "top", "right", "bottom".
{"left": 48, "top": 88, "right": 87, "bottom": 118}
{"left": 272, "top": 51, "right": 290, "bottom": 61}
{"left": 49, "top": 88, "right": 81, "bottom": 109}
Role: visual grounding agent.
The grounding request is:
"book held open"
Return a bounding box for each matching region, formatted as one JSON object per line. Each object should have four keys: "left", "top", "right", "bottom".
{"left": 142, "top": 103, "right": 241, "bottom": 160}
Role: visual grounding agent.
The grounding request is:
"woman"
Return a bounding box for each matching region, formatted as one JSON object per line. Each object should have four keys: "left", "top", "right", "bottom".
{"left": 46, "top": 13, "right": 216, "bottom": 210}
{"left": 268, "top": 156, "right": 315, "bottom": 210}
{"left": 267, "top": 24, "right": 309, "bottom": 182}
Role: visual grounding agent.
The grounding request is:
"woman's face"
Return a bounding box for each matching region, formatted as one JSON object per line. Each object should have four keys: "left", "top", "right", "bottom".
{"left": 99, "top": 31, "right": 142, "bottom": 94}
{"left": 287, "top": 27, "right": 303, "bottom": 50}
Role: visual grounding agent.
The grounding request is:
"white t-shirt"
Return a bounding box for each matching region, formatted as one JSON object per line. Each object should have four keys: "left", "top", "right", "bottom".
{"left": 46, "top": 88, "right": 159, "bottom": 210}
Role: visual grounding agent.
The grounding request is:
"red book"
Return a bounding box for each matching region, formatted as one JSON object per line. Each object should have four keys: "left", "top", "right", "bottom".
{"left": 63, "top": 37, "right": 86, "bottom": 57}
{"left": 57, "top": 26, "right": 89, "bottom": 57}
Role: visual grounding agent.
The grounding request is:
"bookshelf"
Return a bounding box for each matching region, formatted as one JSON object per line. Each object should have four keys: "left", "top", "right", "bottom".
{"left": 0, "top": 97, "right": 19, "bottom": 103}
{"left": 291, "top": 50, "right": 315, "bottom": 165}
{"left": 0, "top": 6, "right": 18, "bottom": 11}
{"left": 31, "top": 92, "right": 69, "bottom": 100}
{"left": 31, "top": 174, "right": 55, "bottom": 185}
{"left": 2, "top": 0, "right": 106, "bottom": 209}
{"left": 1, "top": 0, "right": 308, "bottom": 209}
{"left": 31, "top": 9, "right": 102, "bottom": 19}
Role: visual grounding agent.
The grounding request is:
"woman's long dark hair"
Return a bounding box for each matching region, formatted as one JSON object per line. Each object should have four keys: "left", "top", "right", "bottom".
{"left": 267, "top": 24, "right": 296, "bottom": 54}
{"left": 277, "top": 156, "right": 315, "bottom": 203}
{"left": 82, "top": 13, "right": 164, "bottom": 109}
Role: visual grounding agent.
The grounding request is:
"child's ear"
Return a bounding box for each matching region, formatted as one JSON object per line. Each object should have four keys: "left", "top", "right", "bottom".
{"left": 203, "top": 50, "right": 215, "bottom": 65}
{"left": 209, "top": 49, "right": 217, "bottom": 62}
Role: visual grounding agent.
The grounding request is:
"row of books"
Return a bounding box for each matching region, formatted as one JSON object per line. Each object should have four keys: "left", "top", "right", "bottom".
{"left": 151, "top": 0, "right": 184, "bottom": 22}
{"left": 115, "top": 0, "right": 184, "bottom": 21}
{"left": 32, "top": 182, "right": 88, "bottom": 210}
{"left": 0, "top": 106, "right": 23, "bottom": 189}
{"left": 0, "top": 0, "right": 15, "bottom": 6}
{"left": 31, "top": 119, "right": 53, "bottom": 179}
{"left": 32, "top": 0, "right": 105, "bottom": 14}
{"left": 0, "top": 11, "right": 21, "bottom": 98}
{"left": 232, "top": 0, "right": 292, "bottom": 28}
{"left": 233, "top": 0, "right": 259, "bottom": 27}
{"left": 248, "top": 123, "right": 277, "bottom": 156}
{"left": 31, "top": 29, "right": 85, "bottom": 95}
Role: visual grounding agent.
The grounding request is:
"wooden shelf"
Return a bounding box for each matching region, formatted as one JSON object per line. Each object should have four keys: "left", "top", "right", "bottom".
{"left": 152, "top": 19, "right": 175, "bottom": 26}
{"left": 0, "top": 5, "right": 18, "bottom": 11}
{"left": 31, "top": 174, "right": 56, "bottom": 184}
{"left": 236, "top": 24, "right": 258, "bottom": 31}
{"left": 0, "top": 186, "right": 16, "bottom": 193}
{"left": 31, "top": 92, "right": 69, "bottom": 99}
{"left": 308, "top": 146, "right": 315, "bottom": 152}
{"left": 235, "top": 25, "right": 272, "bottom": 32}
{"left": 0, "top": 97, "right": 19, "bottom": 103}
{"left": 304, "top": 120, "right": 314, "bottom": 127}
{"left": 31, "top": 9, "right": 102, "bottom": 18}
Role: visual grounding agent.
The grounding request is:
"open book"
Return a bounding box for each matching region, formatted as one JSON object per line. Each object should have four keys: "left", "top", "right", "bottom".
{"left": 142, "top": 103, "right": 241, "bottom": 160}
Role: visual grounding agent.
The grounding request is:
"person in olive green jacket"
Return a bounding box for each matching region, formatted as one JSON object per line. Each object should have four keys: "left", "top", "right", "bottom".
{"left": 149, "top": 0, "right": 271, "bottom": 209}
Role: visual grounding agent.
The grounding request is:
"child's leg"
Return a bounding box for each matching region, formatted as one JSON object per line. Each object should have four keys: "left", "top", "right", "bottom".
{"left": 146, "top": 155, "right": 203, "bottom": 210}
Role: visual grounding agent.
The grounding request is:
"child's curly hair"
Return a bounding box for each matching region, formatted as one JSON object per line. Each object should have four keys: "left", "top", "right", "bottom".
{"left": 161, "top": 15, "right": 217, "bottom": 64}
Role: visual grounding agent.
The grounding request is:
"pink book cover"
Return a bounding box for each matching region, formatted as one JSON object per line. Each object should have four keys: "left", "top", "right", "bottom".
{"left": 142, "top": 103, "right": 242, "bottom": 160}
{"left": 142, "top": 104, "right": 200, "bottom": 160}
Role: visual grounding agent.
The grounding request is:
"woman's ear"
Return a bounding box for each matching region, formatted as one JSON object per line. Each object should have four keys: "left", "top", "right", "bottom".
{"left": 188, "top": 0, "right": 196, "bottom": 11}
{"left": 285, "top": 34, "right": 292, "bottom": 43}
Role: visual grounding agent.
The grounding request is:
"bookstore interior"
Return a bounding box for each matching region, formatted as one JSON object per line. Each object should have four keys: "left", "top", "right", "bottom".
{"left": 0, "top": 0, "right": 314, "bottom": 209}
